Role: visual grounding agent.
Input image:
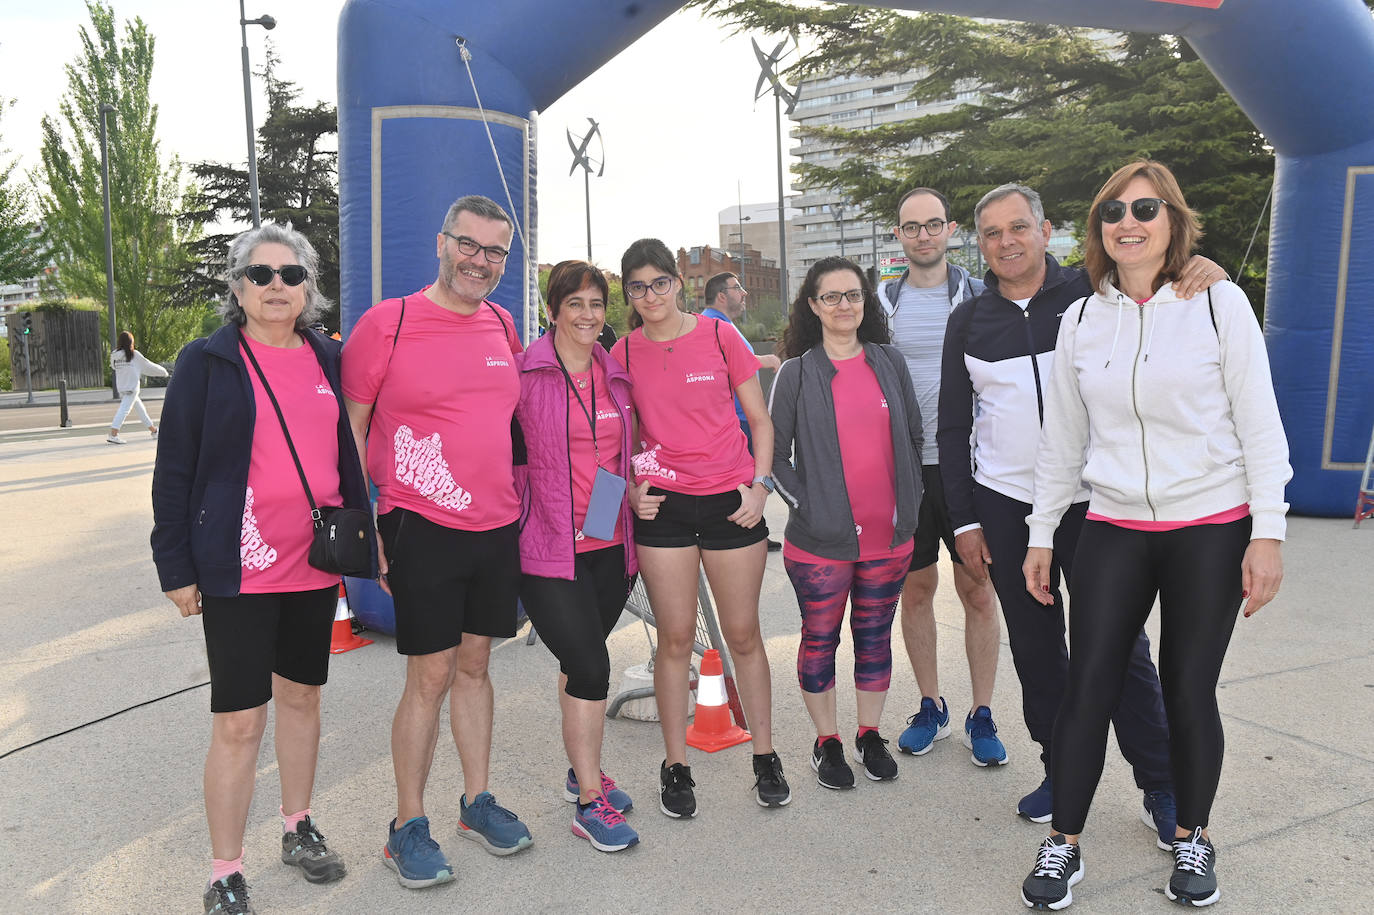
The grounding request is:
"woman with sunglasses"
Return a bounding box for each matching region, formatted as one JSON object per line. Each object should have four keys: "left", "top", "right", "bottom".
{"left": 152, "top": 223, "right": 373, "bottom": 913}
{"left": 769, "top": 257, "right": 924, "bottom": 790}
{"left": 610, "top": 238, "right": 790, "bottom": 817}
{"left": 514, "top": 260, "right": 639, "bottom": 852}
{"left": 1018, "top": 161, "right": 1290, "bottom": 910}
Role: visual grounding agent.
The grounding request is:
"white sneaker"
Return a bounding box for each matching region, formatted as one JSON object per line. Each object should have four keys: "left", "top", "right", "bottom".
{"left": 106, "top": 434, "right": 127, "bottom": 444}
{"left": 149, "top": 427, "right": 158, "bottom": 439}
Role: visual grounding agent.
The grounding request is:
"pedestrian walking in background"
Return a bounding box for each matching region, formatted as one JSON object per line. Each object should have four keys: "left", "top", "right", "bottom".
{"left": 107, "top": 331, "right": 167, "bottom": 443}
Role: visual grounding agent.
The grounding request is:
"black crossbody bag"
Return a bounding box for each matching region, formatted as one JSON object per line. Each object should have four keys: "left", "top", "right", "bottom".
{"left": 239, "top": 331, "right": 372, "bottom": 577}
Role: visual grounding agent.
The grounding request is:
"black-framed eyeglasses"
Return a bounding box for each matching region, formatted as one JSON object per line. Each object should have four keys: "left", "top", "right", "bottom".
{"left": 898, "top": 218, "right": 947, "bottom": 238}
{"left": 442, "top": 231, "right": 510, "bottom": 263}
{"left": 241, "top": 264, "right": 308, "bottom": 287}
{"left": 625, "top": 276, "right": 674, "bottom": 299}
{"left": 815, "top": 289, "right": 865, "bottom": 306}
{"left": 1098, "top": 198, "right": 1168, "bottom": 224}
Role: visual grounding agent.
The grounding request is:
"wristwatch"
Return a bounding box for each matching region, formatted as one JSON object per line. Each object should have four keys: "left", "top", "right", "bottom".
{"left": 753, "top": 474, "right": 775, "bottom": 493}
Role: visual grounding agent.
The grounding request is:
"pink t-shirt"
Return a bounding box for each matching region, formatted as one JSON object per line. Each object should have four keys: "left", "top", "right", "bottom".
{"left": 341, "top": 290, "right": 523, "bottom": 532}
{"left": 239, "top": 337, "right": 343, "bottom": 594}
{"left": 610, "top": 317, "right": 760, "bottom": 495}
{"left": 833, "top": 352, "right": 902, "bottom": 559}
{"left": 567, "top": 360, "right": 626, "bottom": 553}
{"left": 1087, "top": 503, "right": 1251, "bottom": 532}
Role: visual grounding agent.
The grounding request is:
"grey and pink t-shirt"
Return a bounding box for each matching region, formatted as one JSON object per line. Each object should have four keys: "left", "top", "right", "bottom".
{"left": 239, "top": 337, "right": 343, "bottom": 593}
{"left": 611, "top": 317, "right": 760, "bottom": 496}
{"left": 342, "top": 290, "right": 523, "bottom": 532}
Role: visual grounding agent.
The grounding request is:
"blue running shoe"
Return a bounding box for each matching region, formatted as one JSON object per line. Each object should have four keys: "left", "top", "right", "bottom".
{"left": 1142, "top": 789, "right": 1178, "bottom": 852}
{"left": 564, "top": 768, "right": 633, "bottom": 813}
{"left": 459, "top": 791, "right": 533, "bottom": 856}
{"left": 963, "top": 706, "right": 1008, "bottom": 766}
{"left": 898, "top": 696, "right": 951, "bottom": 755}
{"left": 383, "top": 816, "right": 454, "bottom": 889}
{"left": 571, "top": 796, "right": 640, "bottom": 852}
{"left": 1019, "top": 776, "right": 1053, "bottom": 823}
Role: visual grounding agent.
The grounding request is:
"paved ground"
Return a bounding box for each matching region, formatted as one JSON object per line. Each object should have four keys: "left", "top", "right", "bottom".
{"left": 0, "top": 427, "right": 1370, "bottom": 913}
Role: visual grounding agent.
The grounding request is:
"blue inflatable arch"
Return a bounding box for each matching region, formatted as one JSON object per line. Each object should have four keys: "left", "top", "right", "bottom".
{"left": 338, "top": 0, "right": 1374, "bottom": 518}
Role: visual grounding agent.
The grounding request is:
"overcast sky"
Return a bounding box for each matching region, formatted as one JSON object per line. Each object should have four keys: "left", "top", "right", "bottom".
{"left": 2, "top": 1, "right": 798, "bottom": 273}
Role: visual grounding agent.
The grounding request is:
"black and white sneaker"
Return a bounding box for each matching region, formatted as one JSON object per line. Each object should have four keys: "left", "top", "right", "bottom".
{"left": 853, "top": 729, "right": 898, "bottom": 781}
{"left": 203, "top": 872, "right": 256, "bottom": 914}
{"left": 752, "top": 751, "right": 792, "bottom": 807}
{"left": 281, "top": 815, "right": 347, "bottom": 883}
{"left": 1021, "top": 834, "right": 1083, "bottom": 910}
{"left": 659, "top": 760, "right": 697, "bottom": 818}
{"left": 1166, "top": 827, "right": 1220, "bottom": 906}
{"left": 811, "top": 737, "right": 855, "bottom": 790}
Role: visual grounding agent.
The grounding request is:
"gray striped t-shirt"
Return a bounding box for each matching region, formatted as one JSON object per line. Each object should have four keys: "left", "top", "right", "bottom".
{"left": 890, "top": 281, "right": 957, "bottom": 466}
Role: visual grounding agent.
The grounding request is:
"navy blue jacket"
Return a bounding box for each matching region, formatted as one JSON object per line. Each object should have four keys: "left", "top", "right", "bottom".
{"left": 150, "top": 323, "right": 376, "bottom": 596}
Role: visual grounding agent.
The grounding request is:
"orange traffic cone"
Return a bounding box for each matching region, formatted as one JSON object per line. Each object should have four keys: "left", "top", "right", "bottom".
{"left": 329, "top": 582, "right": 373, "bottom": 654}
{"left": 685, "top": 648, "right": 751, "bottom": 752}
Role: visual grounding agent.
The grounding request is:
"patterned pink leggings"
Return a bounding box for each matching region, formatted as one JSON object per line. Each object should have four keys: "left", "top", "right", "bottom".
{"left": 783, "top": 552, "right": 910, "bottom": 694}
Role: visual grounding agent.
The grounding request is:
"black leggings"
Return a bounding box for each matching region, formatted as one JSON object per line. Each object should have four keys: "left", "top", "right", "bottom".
{"left": 1051, "top": 517, "right": 1250, "bottom": 836}
{"left": 520, "top": 545, "right": 634, "bottom": 701}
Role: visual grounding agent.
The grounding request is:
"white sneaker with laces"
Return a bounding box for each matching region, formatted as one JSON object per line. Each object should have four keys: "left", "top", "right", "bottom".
{"left": 106, "top": 434, "right": 127, "bottom": 444}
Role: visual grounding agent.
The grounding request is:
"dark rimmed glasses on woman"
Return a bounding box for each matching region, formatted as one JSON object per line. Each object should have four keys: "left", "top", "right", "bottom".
{"left": 625, "top": 276, "right": 674, "bottom": 299}
{"left": 816, "top": 289, "right": 865, "bottom": 306}
{"left": 1098, "top": 198, "right": 1168, "bottom": 224}
{"left": 241, "top": 264, "right": 309, "bottom": 287}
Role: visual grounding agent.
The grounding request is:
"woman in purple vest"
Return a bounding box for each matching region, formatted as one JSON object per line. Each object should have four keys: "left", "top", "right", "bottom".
{"left": 514, "top": 260, "right": 639, "bottom": 852}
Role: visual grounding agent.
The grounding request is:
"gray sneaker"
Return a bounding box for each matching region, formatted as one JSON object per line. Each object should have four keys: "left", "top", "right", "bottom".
{"left": 281, "top": 815, "right": 346, "bottom": 883}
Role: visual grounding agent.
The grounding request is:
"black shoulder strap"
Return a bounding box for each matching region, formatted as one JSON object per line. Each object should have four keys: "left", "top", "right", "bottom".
{"left": 238, "top": 330, "right": 323, "bottom": 528}
{"left": 1207, "top": 288, "right": 1218, "bottom": 336}
{"left": 1074, "top": 295, "right": 1091, "bottom": 325}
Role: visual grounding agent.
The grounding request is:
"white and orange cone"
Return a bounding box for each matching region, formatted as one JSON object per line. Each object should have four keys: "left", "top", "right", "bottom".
{"left": 685, "top": 648, "right": 750, "bottom": 752}
{"left": 328, "top": 582, "right": 373, "bottom": 654}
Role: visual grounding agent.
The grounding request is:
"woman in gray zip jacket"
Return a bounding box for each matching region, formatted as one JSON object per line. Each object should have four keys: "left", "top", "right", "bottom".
{"left": 768, "top": 256, "right": 926, "bottom": 791}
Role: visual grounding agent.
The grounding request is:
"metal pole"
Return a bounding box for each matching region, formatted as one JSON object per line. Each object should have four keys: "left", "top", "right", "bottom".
{"left": 584, "top": 167, "right": 592, "bottom": 261}
{"left": 240, "top": 0, "right": 262, "bottom": 228}
{"left": 870, "top": 221, "right": 879, "bottom": 278}
{"left": 838, "top": 206, "right": 846, "bottom": 259}
{"left": 22, "top": 334, "right": 33, "bottom": 404}
{"left": 774, "top": 92, "right": 789, "bottom": 306}
{"left": 99, "top": 103, "right": 118, "bottom": 400}
{"left": 59, "top": 379, "right": 72, "bottom": 427}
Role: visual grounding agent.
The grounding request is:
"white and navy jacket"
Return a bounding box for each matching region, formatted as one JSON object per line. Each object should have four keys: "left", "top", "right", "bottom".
{"left": 937, "top": 255, "right": 1091, "bottom": 531}
{"left": 1026, "top": 280, "right": 1291, "bottom": 545}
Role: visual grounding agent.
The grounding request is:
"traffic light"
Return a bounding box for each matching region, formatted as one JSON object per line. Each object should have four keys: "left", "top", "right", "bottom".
{"left": 21, "top": 312, "right": 32, "bottom": 335}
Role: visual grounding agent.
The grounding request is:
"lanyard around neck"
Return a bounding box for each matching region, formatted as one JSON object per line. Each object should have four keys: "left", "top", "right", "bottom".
{"left": 554, "top": 348, "right": 599, "bottom": 463}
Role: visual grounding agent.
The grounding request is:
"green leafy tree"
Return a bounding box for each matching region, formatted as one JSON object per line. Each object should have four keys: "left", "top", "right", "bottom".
{"left": 692, "top": 1, "right": 1275, "bottom": 306}
{"left": 182, "top": 44, "right": 340, "bottom": 329}
{"left": 36, "top": 1, "right": 206, "bottom": 364}
{"left": 0, "top": 96, "right": 47, "bottom": 284}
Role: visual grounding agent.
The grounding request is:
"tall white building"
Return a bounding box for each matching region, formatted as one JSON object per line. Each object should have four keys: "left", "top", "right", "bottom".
{"left": 787, "top": 70, "right": 1078, "bottom": 291}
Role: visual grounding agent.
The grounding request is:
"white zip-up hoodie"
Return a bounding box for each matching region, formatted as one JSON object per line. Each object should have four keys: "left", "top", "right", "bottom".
{"left": 1026, "top": 280, "right": 1291, "bottom": 546}
{"left": 110, "top": 349, "right": 168, "bottom": 395}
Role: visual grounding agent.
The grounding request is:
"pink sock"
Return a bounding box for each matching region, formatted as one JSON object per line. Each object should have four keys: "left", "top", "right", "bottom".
{"left": 282, "top": 806, "right": 311, "bottom": 834}
{"left": 817, "top": 733, "right": 840, "bottom": 745}
{"left": 857, "top": 726, "right": 880, "bottom": 738}
{"left": 210, "top": 850, "right": 244, "bottom": 886}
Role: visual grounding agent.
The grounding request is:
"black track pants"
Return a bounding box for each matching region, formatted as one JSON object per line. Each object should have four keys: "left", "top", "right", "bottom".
{"left": 976, "top": 485, "right": 1171, "bottom": 789}
{"left": 1050, "top": 517, "right": 1250, "bottom": 835}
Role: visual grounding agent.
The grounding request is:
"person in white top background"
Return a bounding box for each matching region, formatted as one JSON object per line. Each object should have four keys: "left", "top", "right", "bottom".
{"left": 107, "top": 330, "right": 168, "bottom": 443}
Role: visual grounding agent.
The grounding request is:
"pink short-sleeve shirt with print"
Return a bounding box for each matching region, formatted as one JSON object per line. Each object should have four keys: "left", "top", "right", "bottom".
{"left": 566, "top": 359, "right": 626, "bottom": 552}
{"left": 342, "top": 289, "right": 523, "bottom": 531}
{"left": 610, "top": 316, "right": 760, "bottom": 495}
{"left": 239, "top": 337, "right": 343, "bottom": 593}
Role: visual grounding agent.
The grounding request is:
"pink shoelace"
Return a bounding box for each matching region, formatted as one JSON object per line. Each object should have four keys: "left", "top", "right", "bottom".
{"left": 585, "top": 796, "right": 627, "bottom": 826}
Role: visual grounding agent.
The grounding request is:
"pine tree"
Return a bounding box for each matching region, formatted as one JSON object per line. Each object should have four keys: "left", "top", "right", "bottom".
{"left": 692, "top": 1, "right": 1275, "bottom": 304}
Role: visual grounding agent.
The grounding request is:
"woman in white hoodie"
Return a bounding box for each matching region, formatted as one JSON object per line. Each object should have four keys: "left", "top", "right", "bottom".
{"left": 108, "top": 330, "right": 168, "bottom": 443}
{"left": 1017, "top": 160, "right": 1290, "bottom": 911}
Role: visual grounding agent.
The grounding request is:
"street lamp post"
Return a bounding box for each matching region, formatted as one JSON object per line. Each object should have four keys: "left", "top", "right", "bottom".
{"left": 99, "top": 102, "right": 118, "bottom": 400}
{"left": 239, "top": 1, "right": 276, "bottom": 228}
{"left": 834, "top": 202, "right": 847, "bottom": 259}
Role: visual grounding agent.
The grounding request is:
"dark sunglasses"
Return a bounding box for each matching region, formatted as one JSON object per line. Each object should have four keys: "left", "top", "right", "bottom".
{"left": 242, "top": 264, "right": 309, "bottom": 287}
{"left": 1098, "top": 198, "right": 1168, "bottom": 224}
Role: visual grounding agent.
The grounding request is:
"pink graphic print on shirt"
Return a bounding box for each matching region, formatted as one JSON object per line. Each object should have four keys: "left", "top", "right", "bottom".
{"left": 240, "top": 485, "right": 278, "bottom": 570}
{"left": 393, "top": 424, "right": 474, "bottom": 512}
{"left": 631, "top": 443, "right": 677, "bottom": 483}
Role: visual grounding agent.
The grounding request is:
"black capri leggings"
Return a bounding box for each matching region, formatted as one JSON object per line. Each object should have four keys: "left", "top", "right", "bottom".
{"left": 1051, "top": 517, "right": 1250, "bottom": 836}
{"left": 520, "top": 545, "right": 635, "bottom": 701}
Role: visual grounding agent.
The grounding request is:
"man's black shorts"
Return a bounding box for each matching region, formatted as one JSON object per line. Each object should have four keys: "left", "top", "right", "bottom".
{"left": 910, "top": 464, "right": 963, "bottom": 572}
{"left": 378, "top": 508, "right": 520, "bottom": 655}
